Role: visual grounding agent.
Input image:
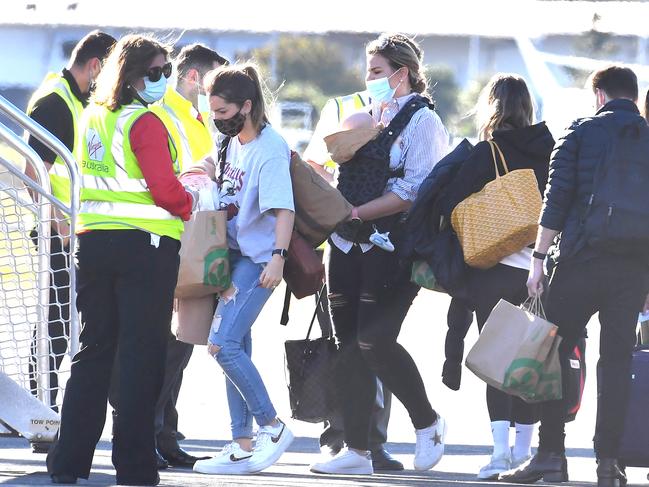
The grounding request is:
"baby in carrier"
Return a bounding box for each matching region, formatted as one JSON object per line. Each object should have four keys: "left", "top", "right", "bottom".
{"left": 340, "top": 111, "right": 395, "bottom": 252}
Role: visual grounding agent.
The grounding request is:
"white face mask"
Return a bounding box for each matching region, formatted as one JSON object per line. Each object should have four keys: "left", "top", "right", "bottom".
{"left": 365, "top": 69, "right": 402, "bottom": 103}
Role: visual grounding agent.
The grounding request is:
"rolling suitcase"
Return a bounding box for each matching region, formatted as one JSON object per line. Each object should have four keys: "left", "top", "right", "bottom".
{"left": 618, "top": 317, "right": 649, "bottom": 467}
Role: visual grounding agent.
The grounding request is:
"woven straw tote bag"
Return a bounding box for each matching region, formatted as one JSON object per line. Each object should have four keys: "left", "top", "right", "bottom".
{"left": 451, "top": 140, "right": 542, "bottom": 269}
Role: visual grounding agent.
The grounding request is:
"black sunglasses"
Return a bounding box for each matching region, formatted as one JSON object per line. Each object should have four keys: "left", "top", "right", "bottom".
{"left": 146, "top": 62, "right": 172, "bottom": 82}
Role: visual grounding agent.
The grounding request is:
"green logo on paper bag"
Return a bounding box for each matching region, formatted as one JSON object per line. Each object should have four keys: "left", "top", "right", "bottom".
{"left": 410, "top": 260, "right": 445, "bottom": 292}
{"left": 204, "top": 248, "right": 231, "bottom": 289}
{"left": 504, "top": 358, "right": 561, "bottom": 402}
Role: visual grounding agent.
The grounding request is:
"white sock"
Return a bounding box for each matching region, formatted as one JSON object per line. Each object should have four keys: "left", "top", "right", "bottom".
{"left": 512, "top": 423, "right": 535, "bottom": 460}
{"left": 490, "top": 421, "right": 510, "bottom": 458}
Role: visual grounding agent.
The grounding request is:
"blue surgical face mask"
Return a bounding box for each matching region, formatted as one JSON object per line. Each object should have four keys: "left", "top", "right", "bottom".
{"left": 197, "top": 93, "right": 210, "bottom": 114}
{"left": 137, "top": 76, "right": 167, "bottom": 104}
{"left": 365, "top": 69, "right": 403, "bottom": 103}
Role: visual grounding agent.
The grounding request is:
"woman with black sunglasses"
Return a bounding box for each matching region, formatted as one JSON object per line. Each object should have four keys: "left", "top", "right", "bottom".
{"left": 47, "top": 34, "right": 196, "bottom": 486}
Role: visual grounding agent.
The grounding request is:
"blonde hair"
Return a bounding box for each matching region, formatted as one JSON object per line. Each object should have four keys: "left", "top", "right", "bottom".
{"left": 204, "top": 62, "right": 271, "bottom": 132}
{"left": 476, "top": 73, "right": 534, "bottom": 141}
{"left": 92, "top": 34, "right": 170, "bottom": 111}
{"left": 366, "top": 33, "right": 427, "bottom": 94}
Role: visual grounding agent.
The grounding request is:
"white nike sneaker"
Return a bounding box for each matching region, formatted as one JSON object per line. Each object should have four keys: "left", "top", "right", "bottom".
{"left": 477, "top": 451, "right": 512, "bottom": 480}
{"left": 310, "top": 447, "right": 373, "bottom": 475}
{"left": 369, "top": 227, "right": 395, "bottom": 252}
{"left": 414, "top": 415, "right": 447, "bottom": 471}
{"left": 248, "top": 419, "right": 294, "bottom": 473}
{"left": 193, "top": 442, "right": 253, "bottom": 475}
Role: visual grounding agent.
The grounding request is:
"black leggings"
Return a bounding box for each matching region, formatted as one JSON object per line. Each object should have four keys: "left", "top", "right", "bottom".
{"left": 466, "top": 264, "right": 538, "bottom": 425}
{"left": 327, "top": 243, "right": 436, "bottom": 450}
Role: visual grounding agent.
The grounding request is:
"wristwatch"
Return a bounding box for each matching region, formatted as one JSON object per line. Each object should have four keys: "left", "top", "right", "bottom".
{"left": 272, "top": 248, "right": 288, "bottom": 259}
{"left": 532, "top": 250, "right": 547, "bottom": 260}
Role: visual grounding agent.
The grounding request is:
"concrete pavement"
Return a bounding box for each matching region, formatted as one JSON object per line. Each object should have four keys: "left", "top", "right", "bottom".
{"left": 2, "top": 285, "right": 649, "bottom": 485}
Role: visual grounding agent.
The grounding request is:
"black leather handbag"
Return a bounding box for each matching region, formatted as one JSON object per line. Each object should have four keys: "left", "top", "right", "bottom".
{"left": 284, "top": 285, "right": 339, "bottom": 423}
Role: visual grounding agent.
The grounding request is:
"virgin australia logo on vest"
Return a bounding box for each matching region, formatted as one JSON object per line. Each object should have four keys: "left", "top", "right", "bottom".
{"left": 86, "top": 128, "right": 105, "bottom": 161}
{"left": 83, "top": 128, "right": 110, "bottom": 174}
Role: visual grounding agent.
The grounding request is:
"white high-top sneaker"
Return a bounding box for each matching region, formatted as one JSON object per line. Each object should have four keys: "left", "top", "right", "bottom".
{"left": 414, "top": 415, "right": 447, "bottom": 471}
{"left": 310, "top": 448, "right": 374, "bottom": 475}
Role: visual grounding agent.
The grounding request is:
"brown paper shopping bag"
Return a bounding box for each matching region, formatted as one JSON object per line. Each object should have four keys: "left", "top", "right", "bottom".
{"left": 175, "top": 210, "right": 230, "bottom": 299}
{"left": 173, "top": 295, "right": 217, "bottom": 346}
{"left": 465, "top": 298, "right": 562, "bottom": 402}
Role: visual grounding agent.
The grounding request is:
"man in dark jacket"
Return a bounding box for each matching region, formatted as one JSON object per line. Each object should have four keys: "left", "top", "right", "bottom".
{"left": 502, "top": 66, "right": 649, "bottom": 486}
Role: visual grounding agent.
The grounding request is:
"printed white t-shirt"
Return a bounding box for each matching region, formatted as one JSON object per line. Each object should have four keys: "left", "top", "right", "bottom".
{"left": 217, "top": 124, "right": 295, "bottom": 264}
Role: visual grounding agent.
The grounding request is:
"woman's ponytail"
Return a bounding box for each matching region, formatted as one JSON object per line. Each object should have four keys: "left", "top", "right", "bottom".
{"left": 241, "top": 64, "right": 270, "bottom": 129}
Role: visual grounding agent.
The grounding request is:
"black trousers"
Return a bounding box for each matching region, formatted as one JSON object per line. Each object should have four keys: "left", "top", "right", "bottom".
{"left": 110, "top": 334, "right": 193, "bottom": 447}
{"left": 47, "top": 230, "right": 179, "bottom": 483}
{"left": 28, "top": 229, "right": 70, "bottom": 409}
{"left": 327, "top": 243, "right": 436, "bottom": 450}
{"left": 155, "top": 334, "right": 193, "bottom": 444}
{"left": 315, "top": 250, "right": 391, "bottom": 450}
{"left": 538, "top": 254, "right": 649, "bottom": 458}
{"left": 465, "top": 264, "right": 538, "bottom": 425}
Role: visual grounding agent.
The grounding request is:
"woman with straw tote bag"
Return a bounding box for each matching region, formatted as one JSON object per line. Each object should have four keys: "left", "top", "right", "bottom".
{"left": 439, "top": 74, "right": 554, "bottom": 480}
{"left": 451, "top": 139, "right": 543, "bottom": 270}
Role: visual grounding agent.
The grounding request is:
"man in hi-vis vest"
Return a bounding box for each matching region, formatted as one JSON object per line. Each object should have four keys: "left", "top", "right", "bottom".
{"left": 303, "top": 92, "right": 403, "bottom": 472}
{"left": 149, "top": 44, "right": 228, "bottom": 469}
{"left": 25, "top": 31, "right": 116, "bottom": 437}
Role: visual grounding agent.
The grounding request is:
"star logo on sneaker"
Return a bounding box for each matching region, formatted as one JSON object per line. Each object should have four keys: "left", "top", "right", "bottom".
{"left": 230, "top": 453, "right": 252, "bottom": 462}
{"left": 433, "top": 431, "right": 442, "bottom": 445}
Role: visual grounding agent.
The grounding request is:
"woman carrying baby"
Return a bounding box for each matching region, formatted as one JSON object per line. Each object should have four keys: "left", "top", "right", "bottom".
{"left": 309, "top": 33, "right": 450, "bottom": 476}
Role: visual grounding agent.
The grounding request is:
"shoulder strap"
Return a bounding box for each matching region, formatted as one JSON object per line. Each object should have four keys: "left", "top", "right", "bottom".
{"left": 487, "top": 140, "right": 510, "bottom": 177}
{"left": 374, "top": 95, "right": 433, "bottom": 151}
{"left": 304, "top": 283, "right": 328, "bottom": 339}
{"left": 217, "top": 136, "right": 231, "bottom": 187}
{"left": 280, "top": 286, "right": 292, "bottom": 326}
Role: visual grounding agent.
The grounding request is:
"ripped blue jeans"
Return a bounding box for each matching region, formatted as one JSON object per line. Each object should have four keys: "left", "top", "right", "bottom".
{"left": 208, "top": 251, "right": 276, "bottom": 439}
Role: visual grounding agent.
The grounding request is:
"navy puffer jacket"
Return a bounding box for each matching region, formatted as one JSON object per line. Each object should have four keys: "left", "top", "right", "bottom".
{"left": 540, "top": 99, "right": 644, "bottom": 261}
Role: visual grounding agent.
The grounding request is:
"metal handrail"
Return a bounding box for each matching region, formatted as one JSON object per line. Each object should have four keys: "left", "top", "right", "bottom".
{"left": 0, "top": 95, "right": 82, "bottom": 405}
{"left": 0, "top": 127, "right": 53, "bottom": 407}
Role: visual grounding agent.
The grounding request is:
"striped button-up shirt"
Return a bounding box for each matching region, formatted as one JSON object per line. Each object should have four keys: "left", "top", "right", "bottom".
{"left": 332, "top": 93, "right": 450, "bottom": 253}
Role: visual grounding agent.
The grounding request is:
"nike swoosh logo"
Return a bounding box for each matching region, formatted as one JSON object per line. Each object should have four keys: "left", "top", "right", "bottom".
{"left": 230, "top": 453, "right": 252, "bottom": 462}
{"left": 271, "top": 424, "right": 285, "bottom": 444}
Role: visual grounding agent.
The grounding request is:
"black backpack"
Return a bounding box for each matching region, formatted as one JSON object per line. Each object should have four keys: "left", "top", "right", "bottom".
{"left": 581, "top": 116, "right": 649, "bottom": 256}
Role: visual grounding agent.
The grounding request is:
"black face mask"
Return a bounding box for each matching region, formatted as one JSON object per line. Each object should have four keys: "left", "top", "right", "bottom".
{"left": 214, "top": 110, "right": 246, "bottom": 137}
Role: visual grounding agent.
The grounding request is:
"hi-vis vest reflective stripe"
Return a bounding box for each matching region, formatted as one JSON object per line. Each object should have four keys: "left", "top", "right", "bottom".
{"left": 27, "top": 73, "right": 84, "bottom": 204}
{"left": 76, "top": 102, "right": 184, "bottom": 240}
{"left": 151, "top": 88, "right": 213, "bottom": 171}
{"left": 325, "top": 92, "right": 369, "bottom": 170}
{"left": 334, "top": 92, "right": 368, "bottom": 123}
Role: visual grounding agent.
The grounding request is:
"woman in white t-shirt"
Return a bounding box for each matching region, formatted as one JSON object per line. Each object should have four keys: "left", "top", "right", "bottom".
{"left": 192, "top": 63, "right": 295, "bottom": 476}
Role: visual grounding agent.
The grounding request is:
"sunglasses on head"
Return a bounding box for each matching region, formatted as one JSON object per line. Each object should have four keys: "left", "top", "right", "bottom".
{"left": 146, "top": 62, "right": 172, "bottom": 82}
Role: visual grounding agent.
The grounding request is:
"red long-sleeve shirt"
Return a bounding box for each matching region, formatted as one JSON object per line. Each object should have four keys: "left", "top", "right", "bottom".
{"left": 130, "top": 112, "right": 192, "bottom": 221}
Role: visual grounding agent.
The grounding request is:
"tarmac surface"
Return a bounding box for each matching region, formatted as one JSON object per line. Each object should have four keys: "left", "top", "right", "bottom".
{"left": 2, "top": 283, "right": 649, "bottom": 486}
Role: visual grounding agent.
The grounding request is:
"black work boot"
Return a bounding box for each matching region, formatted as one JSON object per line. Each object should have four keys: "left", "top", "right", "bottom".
{"left": 499, "top": 450, "right": 568, "bottom": 483}
{"left": 596, "top": 458, "right": 626, "bottom": 487}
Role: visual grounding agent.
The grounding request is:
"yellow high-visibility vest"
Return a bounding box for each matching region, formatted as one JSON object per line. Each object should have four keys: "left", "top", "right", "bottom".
{"left": 76, "top": 102, "right": 184, "bottom": 240}
{"left": 151, "top": 87, "right": 214, "bottom": 171}
{"left": 324, "top": 92, "right": 369, "bottom": 171}
{"left": 27, "top": 72, "right": 84, "bottom": 204}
